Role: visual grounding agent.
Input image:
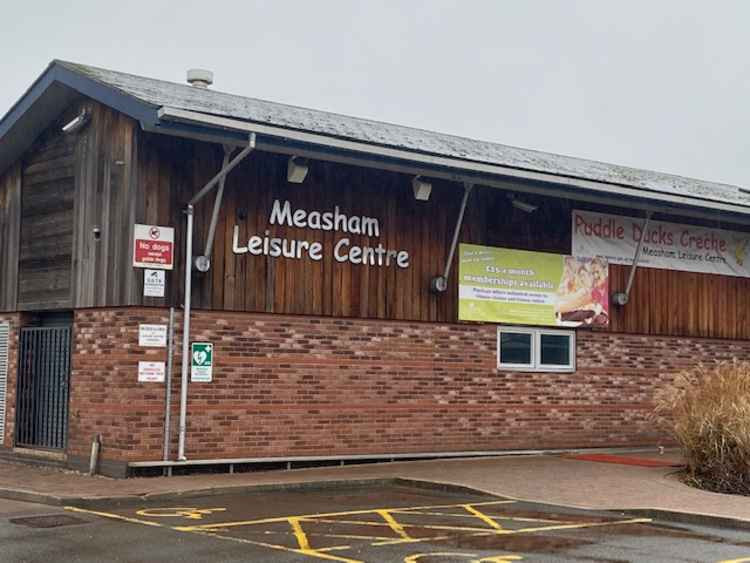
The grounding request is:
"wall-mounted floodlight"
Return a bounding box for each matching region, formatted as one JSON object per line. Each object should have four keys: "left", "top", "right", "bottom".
{"left": 412, "top": 176, "right": 432, "bottom": 201}
{"left": 509, "top": 195, "right": 538, "bottom": 213}
{"left": 287, "top": 156, "right": 309, "bottom": 184}
{"left": 61, "top": 109, "right": 90, "bottom": 135}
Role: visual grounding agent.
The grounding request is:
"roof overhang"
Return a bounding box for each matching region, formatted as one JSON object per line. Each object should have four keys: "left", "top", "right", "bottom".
{"left": 151, "top": 106, "right": 750, "bottom": 225}
{"left": 0, "top": 61, "right": 159, "bottom": 175}
{"left": 2, "top": 61, "right": 750, "bottom": 226}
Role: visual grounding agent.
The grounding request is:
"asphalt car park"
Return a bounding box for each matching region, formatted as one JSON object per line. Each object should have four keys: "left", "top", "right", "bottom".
{"left": 3, "top": 483, "right": 750, "bottom": 562}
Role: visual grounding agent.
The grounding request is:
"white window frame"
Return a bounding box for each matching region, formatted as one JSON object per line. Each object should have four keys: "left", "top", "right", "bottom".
{"left": 496, "top": 326, "right": 536, "bottom": 370}
{"left": 497, "top": 326, "right": 576, "bottom": 372}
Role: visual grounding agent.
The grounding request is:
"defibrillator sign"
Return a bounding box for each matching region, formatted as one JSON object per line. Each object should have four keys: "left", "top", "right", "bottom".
{"left": 191, "top": 342, "right": 213, "bottom": 383}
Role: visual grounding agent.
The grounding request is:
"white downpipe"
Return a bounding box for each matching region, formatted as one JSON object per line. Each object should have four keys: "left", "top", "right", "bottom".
{"left": 177, "top": 205, "right": 194, "bottom": 461}
{"left": 175, "top": 135, "right": 255, "bottom": 462}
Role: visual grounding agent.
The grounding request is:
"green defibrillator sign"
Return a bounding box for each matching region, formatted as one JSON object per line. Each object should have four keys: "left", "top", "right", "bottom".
{"left": 191, "top": 342, "right": 213, "bottom": 383}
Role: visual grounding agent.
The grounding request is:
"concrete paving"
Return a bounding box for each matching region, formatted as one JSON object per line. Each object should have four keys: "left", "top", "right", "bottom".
{"left": 1, "top": 449, "right": 749, "bottom": 525}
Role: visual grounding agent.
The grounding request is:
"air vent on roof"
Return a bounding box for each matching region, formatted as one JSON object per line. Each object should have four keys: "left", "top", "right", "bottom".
{"left": 187, "top": 69, "right": 213, "bottom": 88}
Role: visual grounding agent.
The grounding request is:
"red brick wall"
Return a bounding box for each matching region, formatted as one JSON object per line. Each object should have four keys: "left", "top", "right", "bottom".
{"left": 66, "top": 307, "right": 750, "bottom": 466}
{"left": 0, "top": 313, "right": 20, "bottom": 449}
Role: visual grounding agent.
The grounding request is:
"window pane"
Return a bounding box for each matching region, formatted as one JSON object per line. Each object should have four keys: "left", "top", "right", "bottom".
{"left": 500, "top": 332, "right": 532, "bottom": 365}
{"left": 540, "top": 334, "right": 571, "bottom": 366}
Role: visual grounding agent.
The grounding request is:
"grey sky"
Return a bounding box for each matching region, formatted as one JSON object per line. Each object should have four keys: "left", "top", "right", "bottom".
{"left": 2, "top": 1, "right": 748, "bottom": 187}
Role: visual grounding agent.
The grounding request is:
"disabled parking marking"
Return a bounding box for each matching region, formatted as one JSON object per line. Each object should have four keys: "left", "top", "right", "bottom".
{"left": 66, "top": 497, "right": 652, "bottom": 563}
{"left": 135, "top": 507, "right": 227, "bottom": 520}
{"left": 177, "top": 499, "right": 517, "bottom": 531}
{"left": 404, "top": 554, "right": 523, "bottom": 562}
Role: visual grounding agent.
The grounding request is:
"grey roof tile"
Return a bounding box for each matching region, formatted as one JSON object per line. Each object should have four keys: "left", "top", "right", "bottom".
{"left": 58, "top": 60, "right": 750, "bottom": 209}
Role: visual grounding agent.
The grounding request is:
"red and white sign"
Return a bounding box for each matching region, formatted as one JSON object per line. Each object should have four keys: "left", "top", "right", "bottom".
{"left": 137, "top": 361, "right": 165, "bottom": 383}
{"left": 572, "top": 209, "right": 750, "bottom": 278}
{"left": 133, "top": 224, "right": 174, "bottom": 270}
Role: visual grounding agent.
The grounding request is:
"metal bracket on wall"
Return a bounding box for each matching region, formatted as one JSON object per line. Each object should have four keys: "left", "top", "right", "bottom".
{"left": 612, "top": 211, "right": 652, "bottom": 306}
{"left": 191, "top": 134, "right": 256, "bottom": 272}
{"left": 431, "top": 182, "right": 473, "bottom": 292}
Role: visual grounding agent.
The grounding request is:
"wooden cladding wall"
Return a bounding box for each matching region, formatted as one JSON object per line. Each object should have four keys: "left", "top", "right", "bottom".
{"left": 3, "top": 100, "right": 142, "bottom": 311}
{"left": 4, "top": 99, "right": 749, "bottom": 340}
{"left": 136, "top": 131, "right": 750, "bottom": 340}
{"left": 17, "top": 123, "right": 77, "bottom": 310}
{"left": 136, "top": 133, "right": 471, "bottom": 321}
{"left": 71, "top": 101, "right": 141, "bottom": 308}
{"left": 0, "top": 164, "right": 21, "bottom": 311}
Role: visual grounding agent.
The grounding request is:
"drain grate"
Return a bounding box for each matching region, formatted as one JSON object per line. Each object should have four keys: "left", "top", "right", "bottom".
{"left": 9, "top": 514, "right": 87, "bottom": 529}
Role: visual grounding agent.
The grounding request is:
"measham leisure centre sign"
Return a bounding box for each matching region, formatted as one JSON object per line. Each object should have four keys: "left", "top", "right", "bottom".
{"left": 572, "top": 209, "right": 750, "bottom": 277}
{"left": 458, "top": 244, "right": 609, "bottom": 328}
{"left": 232, "top": 199, "right": 410, "bottom": 268}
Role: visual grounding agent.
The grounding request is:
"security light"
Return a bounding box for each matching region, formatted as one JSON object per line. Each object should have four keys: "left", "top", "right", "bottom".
{"left": 61, "top": 110, "right": 90, "bottom": 135}
{"left": 287, "top": 156, "right": 309, "bottom": 184}
{"left": 412, "top": 176, "right": 432, "bottom": 201}
{"left": 509, "top": 195, "right": 538, "bottom": 213}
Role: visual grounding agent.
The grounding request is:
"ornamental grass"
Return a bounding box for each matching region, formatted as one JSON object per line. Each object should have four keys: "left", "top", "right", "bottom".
{"left": 653, "top": 360, "right": 750, "bottom": 495}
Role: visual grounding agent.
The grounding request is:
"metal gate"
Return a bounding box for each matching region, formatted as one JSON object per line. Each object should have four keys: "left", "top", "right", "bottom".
{"left": 15, "top": 327, "right": 71, "bottom": 450}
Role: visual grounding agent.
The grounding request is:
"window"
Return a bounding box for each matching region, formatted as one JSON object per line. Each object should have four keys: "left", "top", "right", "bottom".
{"left": 497, "top": 327, "right": 575, "bottom": 372}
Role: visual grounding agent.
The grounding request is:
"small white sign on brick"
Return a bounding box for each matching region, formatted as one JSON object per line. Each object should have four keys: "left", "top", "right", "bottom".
{"left": 138, "top": 361, "right": 165, "bottom": 383}
{"left": 138, "top": 324, "right": 167, "bottom": 347}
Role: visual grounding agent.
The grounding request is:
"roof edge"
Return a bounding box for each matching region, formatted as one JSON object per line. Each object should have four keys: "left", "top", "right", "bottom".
{"left": 155, "top": 106, "right": 750, "bottom": 219}
{"left": 0, "top": 61, "right": 162, "bottom": 175}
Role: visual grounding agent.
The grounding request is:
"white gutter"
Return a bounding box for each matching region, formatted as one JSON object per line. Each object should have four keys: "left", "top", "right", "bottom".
{"left": 156, "top": 106, "right": 750, "bottom": 220}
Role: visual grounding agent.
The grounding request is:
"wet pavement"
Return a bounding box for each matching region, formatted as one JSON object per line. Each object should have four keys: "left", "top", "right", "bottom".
{"left": 4, "top": 483, "right": 750, "bottom": 562}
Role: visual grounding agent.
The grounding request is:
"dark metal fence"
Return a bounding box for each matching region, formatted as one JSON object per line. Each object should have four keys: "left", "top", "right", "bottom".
{"left": 16, "top": 327, "right": 71, "bottom": 450}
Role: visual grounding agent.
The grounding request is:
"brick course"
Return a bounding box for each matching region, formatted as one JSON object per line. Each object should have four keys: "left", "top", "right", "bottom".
{"left": 64, "top": 307, "right": 750, "bottom": 468}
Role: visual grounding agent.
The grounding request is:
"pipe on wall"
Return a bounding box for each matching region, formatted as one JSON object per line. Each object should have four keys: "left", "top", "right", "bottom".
{"left": 177, "top": 206, "right": 193, "bottom": 461}
{"left": 176, "top": 135, "right": 256, "bottom": 461}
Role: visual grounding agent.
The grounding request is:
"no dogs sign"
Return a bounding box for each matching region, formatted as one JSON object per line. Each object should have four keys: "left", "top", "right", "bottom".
{"left": 133, "top": 224, "right": 174, "bottom": 270}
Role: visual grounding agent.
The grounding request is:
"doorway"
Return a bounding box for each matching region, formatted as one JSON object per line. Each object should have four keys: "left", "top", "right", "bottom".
{"left": 15, "top": 313, "right": 72, "bottom": 450}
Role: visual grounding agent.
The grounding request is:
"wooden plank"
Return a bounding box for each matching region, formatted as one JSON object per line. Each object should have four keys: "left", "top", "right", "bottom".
{"left": 0, "top": 163, "right": 21, "bottom": 311}
{"left": 17, "top": 112, "right": 76, "bottom": 311}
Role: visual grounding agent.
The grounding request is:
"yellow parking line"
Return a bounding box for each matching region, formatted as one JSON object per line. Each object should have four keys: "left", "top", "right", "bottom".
{"left": 65, "top": 506, "right": 164, "bottom": 527}
{"left": 462, "top": 504, "right": 504, "bottom": 530}
{"left": 376, "top": 510, "right": 412, "bottom": 540}
{"left": 372, "top": 517, "right": 652, "bottom": 546}
{"left": 182, "top": 499, "right": 516, "bottom": 531}
{"left": 390, "top": 509, "right": 559, "bottom": 524}
{"left": 289, "top": 517, "right": 311, "bottom": 550}
{"left": 260, "top": 528, "right": 396, "bottom": 542}
{"left": 67, "top": 505, "right": 361, "bottom": 563}
{"left": 189, "top": 526, "right": 362, "bottom": 563}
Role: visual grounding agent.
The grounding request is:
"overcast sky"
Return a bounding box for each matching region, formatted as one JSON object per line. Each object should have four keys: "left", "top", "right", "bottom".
{"left": 1, "top": 1, "right": 748, "bottom": 187}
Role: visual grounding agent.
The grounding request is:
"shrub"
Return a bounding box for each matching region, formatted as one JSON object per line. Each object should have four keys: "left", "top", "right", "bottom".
{"left": 653, "top": 360, "right": 750, "bottom": 495}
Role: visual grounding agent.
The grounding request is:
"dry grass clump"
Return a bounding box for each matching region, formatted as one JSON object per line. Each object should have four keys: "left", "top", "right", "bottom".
{"left": 653, "top": 360, "right": 750, "bottom": 495}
